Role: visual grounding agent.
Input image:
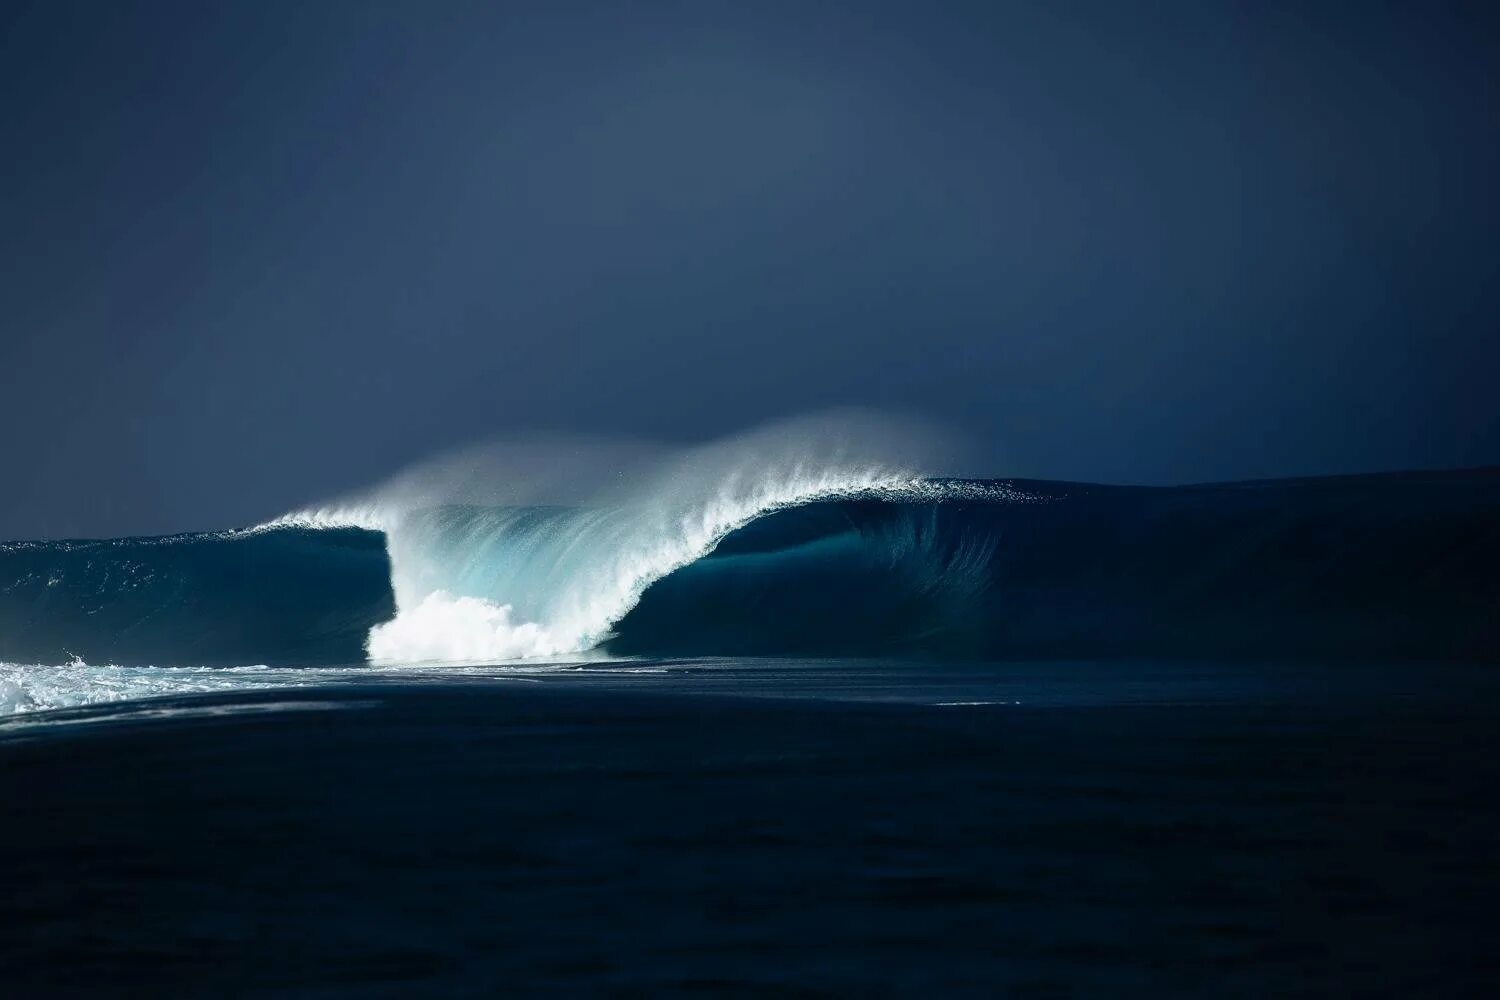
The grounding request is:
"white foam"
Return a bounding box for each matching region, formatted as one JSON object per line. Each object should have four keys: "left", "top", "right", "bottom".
{"left": 366, "top": 590, "right": 569, "bottom": 662}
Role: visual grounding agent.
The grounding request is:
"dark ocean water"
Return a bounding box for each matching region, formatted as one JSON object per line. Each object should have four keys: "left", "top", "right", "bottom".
{"left": 3, "top": 659, "right": 1497, "bottom": 996}
{"left": 2, "top": 470, "right": 1497, "bottom": 994}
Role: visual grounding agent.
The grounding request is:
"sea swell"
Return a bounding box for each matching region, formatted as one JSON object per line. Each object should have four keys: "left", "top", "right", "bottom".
{"left": 1, "top": 468, "right": 1497, "bottom": 680}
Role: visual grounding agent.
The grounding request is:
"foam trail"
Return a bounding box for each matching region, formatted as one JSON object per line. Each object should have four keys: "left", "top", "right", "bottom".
{"left": 0, "top": 658, "right": 309, "bottom": 716}
{"left": 0, "top": 657, "right": 595, "bottom": 720}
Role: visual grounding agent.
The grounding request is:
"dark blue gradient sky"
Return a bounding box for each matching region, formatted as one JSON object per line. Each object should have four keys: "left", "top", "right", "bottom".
{"left": 2, "top": 1, "right": 1497, "bottom": 537}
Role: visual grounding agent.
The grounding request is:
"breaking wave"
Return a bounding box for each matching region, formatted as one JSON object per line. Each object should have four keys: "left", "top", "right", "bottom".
{"left": 1, "top": 412, "right": 1497, "bottom": 706}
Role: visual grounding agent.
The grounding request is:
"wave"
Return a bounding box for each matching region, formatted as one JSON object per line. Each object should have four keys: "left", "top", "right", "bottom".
{"left": 359, "top": 479, "right": 1020, "bottom": 664}
{"left": 259, "top": 414, "right": 982, "bottom": 664}
{"left": 1, "top": 417, "right": 1497, "bottom": 677}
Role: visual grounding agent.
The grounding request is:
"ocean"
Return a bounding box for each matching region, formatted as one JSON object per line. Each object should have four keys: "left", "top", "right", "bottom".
{"left": 2, "top": 465, "right": 1497, "bottom": 994}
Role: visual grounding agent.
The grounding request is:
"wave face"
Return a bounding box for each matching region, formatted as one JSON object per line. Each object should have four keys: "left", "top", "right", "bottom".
{"left": 2, "top": 470, "right": 1498, "bottom": 671}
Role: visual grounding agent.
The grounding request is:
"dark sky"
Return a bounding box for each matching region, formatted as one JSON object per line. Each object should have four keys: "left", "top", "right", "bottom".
{"left": 2, "top": 1, "right": 1497, "bottom": 538}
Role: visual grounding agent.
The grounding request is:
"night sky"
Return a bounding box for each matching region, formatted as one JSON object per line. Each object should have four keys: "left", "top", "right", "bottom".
{"left": 2, "top": 1, "right": 1496, "bottom": 538}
